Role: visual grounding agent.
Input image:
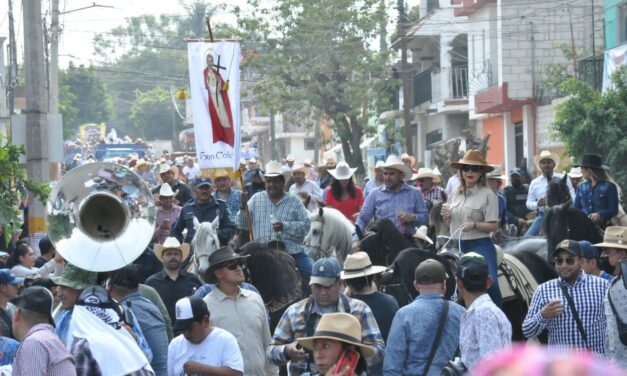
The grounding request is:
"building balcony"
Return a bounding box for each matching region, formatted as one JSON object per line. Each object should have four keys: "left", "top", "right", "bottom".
{"left": 453, "top": 0, "right": 496, "bottom": 17}
{"left": 475, "top": 83, "right": 532, "bottom": 114}
{"left": 432, "top": 66, "right": 469, "bottom": 103}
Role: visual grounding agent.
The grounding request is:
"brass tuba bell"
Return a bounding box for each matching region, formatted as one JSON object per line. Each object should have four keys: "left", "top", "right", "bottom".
{"left": 46, "top": 162, "right": 156, "bottom": 271}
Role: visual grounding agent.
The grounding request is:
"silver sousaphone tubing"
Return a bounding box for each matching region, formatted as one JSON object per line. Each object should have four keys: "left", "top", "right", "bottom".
{"left": 46, "top": 162, "right": 156, "bottom": 272}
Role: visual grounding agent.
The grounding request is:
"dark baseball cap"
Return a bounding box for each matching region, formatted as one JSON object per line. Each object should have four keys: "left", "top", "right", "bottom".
{"left": 0, "top": 269, "right": 25, "bottom": 285}
{"left": 173, "top": 296, "right": 209, "bottom": 331}
{"left": 579, "top": 240, "right": 599, "bottom": 260}
{"left": 456, "top": 252, "right": 489, "bottom": 289}
{"left": 15, "top": 286, "right": 55, "bottom": 327}
{"left": 195, "top": 177, "right": 213, "bottom": 187}
{"left": 109, "top": 264, "right": 141, "bottom": 289}
{"left": 555, "top": 239, "right": 582, "bottom": 257}
{"left": 509, "top": 168, "right": 523, "bottom": 176}
{"left": 310, "top": 258, "right": 341, "bottom": 287}
{"left": 414, "top": 259, "right": 447, "bottom": 285}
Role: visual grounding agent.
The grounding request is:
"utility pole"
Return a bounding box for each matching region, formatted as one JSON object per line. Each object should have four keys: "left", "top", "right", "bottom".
{"left": 269, "top": 113, "right": 277, "bottom": 161}
{"left": 398, "top": 0, "right": 413, "bottom": 156}
{"left": 7, "top": 0, "right": 18, "bottom": 115}
{"left": 49, "top": 0, "right": 60, "bottom": 113}
{"left": 23, "top": 1, "right": 50, "bottom": 241}
{"left": 591, "top": 0, "right": 598, "bottom": 90}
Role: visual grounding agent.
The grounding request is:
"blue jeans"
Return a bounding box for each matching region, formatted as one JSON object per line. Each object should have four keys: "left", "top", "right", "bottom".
{"left": 525, "top": 211, "right": 545, "bottom": 237}
{"left": 459, "top": 237, "right": 503, "bottom": 308}
{"left": 292, "top": 251, "right": 313, "bottom": 284}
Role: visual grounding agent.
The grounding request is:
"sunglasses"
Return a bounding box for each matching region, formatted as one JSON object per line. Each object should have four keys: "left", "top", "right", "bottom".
{"left": 461, "top": 165, "right": 482, "bottom": 173}
{"left": 223, "top": 261, "right": 244, "bottom": 270}
{"left": 553, "top": 257, "right": 577, "bottom": 265}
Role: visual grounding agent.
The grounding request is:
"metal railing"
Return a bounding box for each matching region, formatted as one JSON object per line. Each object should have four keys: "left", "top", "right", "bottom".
{"left": 450, "top": 66, "right": 469, "bottom": 98}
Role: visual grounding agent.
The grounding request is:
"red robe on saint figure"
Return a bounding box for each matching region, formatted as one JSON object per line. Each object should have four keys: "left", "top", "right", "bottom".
{"left": 203, "top": 67, "right": 235, "bottom": 147}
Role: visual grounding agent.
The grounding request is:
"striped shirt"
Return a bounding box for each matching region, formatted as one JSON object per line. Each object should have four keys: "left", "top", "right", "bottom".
{"left": 213, "top": 188, "right": 242, "bottom": 223}
{"left": 419, "top": 185, "right": 446, "bottom": 202}
{"left": 12, "top": 324, "right": 76, "bottom": 376}
{"left": 522, "top": 272, "right": 609, "bottom": 354}
{"left": 236, "top": 191, "right": 310, "bottom": 255}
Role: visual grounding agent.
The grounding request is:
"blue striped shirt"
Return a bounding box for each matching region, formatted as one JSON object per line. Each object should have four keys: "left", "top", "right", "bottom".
{"left": 522, "top": 272, "right": 609, "bottom": 354}
{"left": 236, "top": 191, "right": 310, "bottom": 255}
{"left": 213, "top": 188, "right": 242, "bottom": 223}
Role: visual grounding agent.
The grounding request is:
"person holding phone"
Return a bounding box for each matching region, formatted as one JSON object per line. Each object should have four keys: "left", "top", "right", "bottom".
{"left": 297, "top": 312, "right": 375, "bottom": 376}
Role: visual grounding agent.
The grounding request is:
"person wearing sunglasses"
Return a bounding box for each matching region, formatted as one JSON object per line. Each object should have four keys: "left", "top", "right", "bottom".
{"left": 203, "top": 246, "right": 278, "bottom": 375}
{"left": 522, "top": 239, "right": 610, "bottom": 355}
{"left": 441, "top": 150, "right": 502, "bottom": 308}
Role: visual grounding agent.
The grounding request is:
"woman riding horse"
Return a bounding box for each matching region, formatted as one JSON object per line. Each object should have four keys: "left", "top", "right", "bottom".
{"left": 573, "top": 153, "right": 620, "bottom": 229}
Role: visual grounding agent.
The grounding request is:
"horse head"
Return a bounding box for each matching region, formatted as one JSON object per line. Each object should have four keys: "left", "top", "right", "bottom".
{"left": 304, "top": 207, "right": 324, "bottom": 249}
{"left": 191, "top": 216, "right": 220, "bottom": 278}
{"left": 547, "top": 174, "right": 571, "bottom": 207}
{"left": 304, "top": 207, "right": 353, "bottom": 265}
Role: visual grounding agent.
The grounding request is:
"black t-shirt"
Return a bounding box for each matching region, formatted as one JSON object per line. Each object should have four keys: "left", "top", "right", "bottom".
{"left": 350, "top": 292, "right": 399, "bottom": 341}
{"left": 34, "top": 256, "right": 49, "bottom": 268}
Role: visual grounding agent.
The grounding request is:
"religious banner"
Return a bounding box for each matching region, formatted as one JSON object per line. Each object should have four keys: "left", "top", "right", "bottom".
{"left": 187, "top": 40, "right": 241, "bottom": 170}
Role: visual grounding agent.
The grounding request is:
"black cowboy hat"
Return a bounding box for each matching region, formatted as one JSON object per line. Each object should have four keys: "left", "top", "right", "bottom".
{"left": 208, "top": 246, "right": 249, "bottom": 272}
{"left": 574, "top": 153, "right": 608, "bottom": 170}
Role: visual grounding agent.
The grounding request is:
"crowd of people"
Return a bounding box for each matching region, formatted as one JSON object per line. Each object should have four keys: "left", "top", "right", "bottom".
{"left": 0, "top": 146, "right": 625, "bottom": 376}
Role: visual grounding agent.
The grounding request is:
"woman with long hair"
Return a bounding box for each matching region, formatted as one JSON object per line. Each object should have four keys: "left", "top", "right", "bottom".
{"left": 573, "top": 153, "right": 620, "bottom": 229}
{"left": 324, "top": 162, "right": 364, "bottom": 223}
{"left": 441, "top": 150, "right": 502, "bottom": 307}
{"left": 8, "top": 242, "right": 63, "bottom": 278}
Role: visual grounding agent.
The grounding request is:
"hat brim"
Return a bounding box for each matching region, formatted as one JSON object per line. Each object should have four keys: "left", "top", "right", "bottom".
{"left": 9, "top": 276, "right": 25, "bottom": 285}
{"left": 309, "top": 276, "right": 337, "bottom": 287}
{"left": 573, "top": 163, "right": 609, "bottom": 170}
{"left": 50, "top": 276, "right": 92, "bottom": 290}
{"left": 297, "top": 334, "right": 377, "bottom": 358}
{"left": 450, "top": 161, "right": 494, "bottom": 172}
{"left": 158, "top": 166, "right": 179, "bottom": 180}
{"left": 533, "top": 154, "right": 560, "bottom": 171}
{"left": 173, "top": 318, "right": 195, "bottom": 332}
{"left": 554, "top": 247, "right": 580, "bottom": 256}
{"left": 328, "top": 167, "right": 358, "bottom": 181}
{"left": 412, "top": 233, "right": 434, "bottom": 245}
{"left": 340, "top": 265, "right": 386, "bottom": 280}
{"left": 154, "top": 244, "right": 191, "bottom": 262}
{"left": 209, "top": 255, "right": 250, "bottom": 271}
{"left": 413, "top": 173, "right": 441, "bottom": 183}
{"left": 383, "top": 164, "right": 413, "bottom": 179}
{"left": 593, "top": 241, "right": 627, "bottom": 250}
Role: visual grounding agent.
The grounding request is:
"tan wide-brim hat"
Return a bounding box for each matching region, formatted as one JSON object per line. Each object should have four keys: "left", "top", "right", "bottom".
{"left": 412, "top": 225, "right": 434, "bottom": 245}
{"left": 297, "top": 312, "right": 377, "bottom": 358}
{"left": 154, "top": 237, "right": 190, "bottom": 261}
{"left": 533, "top": 150, "right": 560, "bottom": 171}
{"left": 401, "top": 153, "right": 416, "bottom": 168}
{"left": 413, "top": 168, "right": 441, "bottom": 183}
{"left": 383, "top": 155, "right": 413, "bottom": 179}
{"left": 450, "top": 150, "right": 494, "bottom": 172}
{"left": 318, "top": 156, "right": 337, "bottom": 171}
{"left": 594, "top": 226, "right": 627, "bottom": 250}
{"left": 157, "top": 162, "right": 179, "bottom": 180}
{"left": 328, "top": 162, "right": 358, "bottom": 181}
{"left": 340, "top": 252, "right": 386, "bottom": 279}
{"left": 291, "top": 164, "right": 310, "bottom": 175}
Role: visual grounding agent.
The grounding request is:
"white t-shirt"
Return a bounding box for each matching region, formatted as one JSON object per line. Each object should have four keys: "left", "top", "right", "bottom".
{"left": 167, "top": 327, "right": 244, "bottom": 376}
{"left": 182, "top": 165, "right": 201, "bottom": 181}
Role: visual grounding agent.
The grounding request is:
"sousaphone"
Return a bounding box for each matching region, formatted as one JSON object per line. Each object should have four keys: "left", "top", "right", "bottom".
{"left": 46, "top": 162, "right": 156, "bottom": 271}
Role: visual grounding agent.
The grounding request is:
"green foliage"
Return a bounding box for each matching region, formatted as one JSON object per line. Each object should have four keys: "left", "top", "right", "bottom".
{"left": 551, "top": 67, "right": 627, "bottom": 205}
{"left": 0, "top": 142, "right": 50, "bottom": 244}
{"left": 239, "top": 0, "right": 393, "bottom": 174}
{"left": 130, "top": 87, "right": 173, "bottom": 140}
{"left": 59, "top": 63, "right": 115, "bottom": 138}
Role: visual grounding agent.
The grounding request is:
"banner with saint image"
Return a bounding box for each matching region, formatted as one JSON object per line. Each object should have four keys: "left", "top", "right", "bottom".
{"left": 187, "top": 40, "right": 240, "bottom": 170}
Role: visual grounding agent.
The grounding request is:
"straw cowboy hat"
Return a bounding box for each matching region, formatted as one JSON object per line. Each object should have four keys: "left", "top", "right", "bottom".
{"left": 154, "top": 237, "right": 190, "bottom": 261}
{"left": 373, "top": 160, "right": 385, "bottom": 170}
{"left": 303, "top": 159, "right": 315, "bottom": 168}
{"left": 567, "top": 167, "right": 583, "bottom": 179}
{"left": 318, "top": 156, "right": 337, "bottom": 170}
{"left": 340, "top": 252, "right": 386, "bottom": 280}
{"left": 412, "top": 225, "right": 434, "bottom": 245}
{"left": 156, "top": 162, "right": 179, "bottom": 180}
{"left": 487, "top": 165, "right": 505, "bottom": 180}
{"left": 159, "top": 183, "right": 177, "bottom": 197}
{"left": 291, "top": 164, "right": 310, "bottom": 175}
{"left": 594, "top": 226, "right": 627, "bottom": 250}
{"left": 134, "top": 159, "right": 149, "bottom": 170}
{"left": 296, "top": 312, "right": 377, "bottom": 358}
{"left": 413, "top": 168, "right": 441, "bottom": 183}
{"left": 328, "top": 162, "right": 357, "bottom": 180}
{"left": 533, "top": 150, "right": 560, "bottom": 171}
{"left": 401, "top": 153, "right": 416, "bottom": 168}
{"left": 263, "top": 160, "right": 284, "bottom": 178}
{"left": 450, "top": 150, "right": 494, "bottom": 172}
{"left": 285, "top": 154, "right": 296, "bottom": 162}
{"left": 382, "top": 155, "right": 413, "bottom": 178}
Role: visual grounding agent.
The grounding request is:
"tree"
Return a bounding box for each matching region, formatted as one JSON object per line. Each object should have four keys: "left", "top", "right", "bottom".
{"left": 59, "top": 62, "right": 114, "bottom": 137}
{"left": 130, "top": 87, "right": 174, "bottom": 140}
{"left": 551, "top": 67, "right": 627, "bottom": 205}
{"left": 238, "top": 0, "right": 393, "bottom": 176}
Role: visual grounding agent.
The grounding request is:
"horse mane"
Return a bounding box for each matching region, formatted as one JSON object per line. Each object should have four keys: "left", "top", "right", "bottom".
{"left": 393, "top": 248, "right": 456, "bottom": 299}
{"left": 509, "top": 250, "right": 557, "bottom": 285}
{"left": 544, "top": 203, "right": 603, "bottom": 261}
{"left": 373, "top": 218, "right": 413, "bottom": 258}
{"left": 313, "top": 208, "right": 353, "bottom": 261}
{"left": 547, "top": 174, "right": 571, "bottom": 207}
{"left": 239, "top": 242, "right": 299, "bottom": 302}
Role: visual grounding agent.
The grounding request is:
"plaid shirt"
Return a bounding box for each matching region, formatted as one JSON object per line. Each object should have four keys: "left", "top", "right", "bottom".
{"left": 236, "top": 191, "right": 310, "bottom": 255}
{"left": 12, "top": 324, "right": 76, "bottom": 376}
{"left": 213, "top": 188, "right": 242, "bottom": 223}
{"left": 419, "top": 184, "right": 445, "bottom": 202}
{"left": 266, "top": 295, "right": 385, "bottom": 376}
{"left": 522, "top": 272, "right": 609, "bottom": 354}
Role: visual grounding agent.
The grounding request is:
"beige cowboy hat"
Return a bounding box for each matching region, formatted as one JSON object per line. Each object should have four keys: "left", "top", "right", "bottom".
{"left": 285, "top": 154, "right": 296, "bottom": 162}
{"left": 487, "top": 165, "right": 505, "bottom": 180}
{"left": 264, "top": 160, "right": 284, "bottom": 178}
{"left": 340, "top": 252, "right": 386, "bottom": 280}
{"left": 303, "top": 159, "right": 315, "bottom": 168}
{"left": 594, "top": 226, "right": 627, "bottom": 250}
{"left": 413, "top": 168, "right": 442, "bottom": 183}
{"left": 157, "top": 162, "right": 179, "bottom": 180}
{"left": 567, "top": 167, "right": 583, "bottom": 179}
{"left": 450, "top": 150, "right": 494, "bottom": 172}
{"left": 154, "top": 237, "right": 190, "bottom": 261}
{"left": 533, "top": 150, "right": 560, "bottom": 171}
{"left": 382, "top": 155, "right": 413, "bottom": 179}
{"left": 328, "top": 162, "right": 358, "bottom": 180}
{"left": 401, "top": 153, "right": 416, "bottom": 168}
{"left": 159, "top": 183, "right": 177, "bottom": 197}
{"left": 297, "top": 312, "right": 377, "bottom": 358}
{"left": 374, "top": 160, "right": 385, "bottom": 170}
{"left": 318, "top": 155, "right": 337, "bottom": 170}
{"left": 412, "top": 225, "right": 434, "bottom": 245}
{"left": 291, "top": 163, "right": 310, "bottom": 175}
{"left": 134, "top": 159, "right": 149, "bottom": 170}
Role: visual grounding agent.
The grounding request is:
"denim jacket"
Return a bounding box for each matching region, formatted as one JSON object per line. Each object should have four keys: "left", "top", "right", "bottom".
{"left": 574, "top": 180, "right": 618, "bottom": 220}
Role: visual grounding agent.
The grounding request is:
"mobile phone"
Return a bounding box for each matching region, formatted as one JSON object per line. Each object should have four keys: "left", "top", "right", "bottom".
{"left": 334, "top": 349, "right": 360, "bottom": 375}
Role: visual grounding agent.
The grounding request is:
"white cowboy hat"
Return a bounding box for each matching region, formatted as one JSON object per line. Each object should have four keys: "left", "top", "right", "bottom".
{"left": 291, "top": 164, "right": 309, "bottom": 175}
{"left": 264, "top": 160, "right": 284, "bottom": 177}
{"left": 249, "top": 157, "right": 258, "bottom": 164}
{"left": 159, "top": 183, "right": 176, "bottom": 197}
{"left": 433, "top": 166, "right": 442, "bottom": 176}
{"left": 487, "top": 165, "right": 505, "bottom": 180}
{"left": 156, "top": 162, "right": 179, "bottom": 180}
{"left": 382, "top": 155, "right": 413, "bottom": 179}
{"left": 567, "top": 167, "right": 583, "bottom": 179}
{"left": 533, "top": 150, "right": 560, "bottom": 171}
{"left": 340, "top": 252, "right": 386, "bottom": 279}
{"left": 328, "top": 162, "right": 357, "bottom": 180}
{"left": 285, "top": 154, "right": 295, "bottom": 162}
{"left": 413, "top": 168, "right": 442, "bottom": 183}
{"left": 297, "top": 313, "right": 377, "bottom": 358}
{"left": 154, "top": 237, "right": 190, "bottom": 261}
{"left": 412, "top": 225, "right": 434, "bottom": 245}
{"left": 374, "top": 160, "right": 385, "bottom": 170}
{"left": 401, "top": 153, "right": 416, "bottom": 167}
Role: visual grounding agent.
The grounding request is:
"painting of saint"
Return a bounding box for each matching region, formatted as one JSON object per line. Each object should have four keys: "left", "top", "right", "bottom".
{"left": 204, "top": 52, "right": 235, "bottom": 146}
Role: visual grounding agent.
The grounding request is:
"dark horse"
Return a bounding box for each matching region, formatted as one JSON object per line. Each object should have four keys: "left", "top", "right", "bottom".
{"left": 238, "top": 242, "right": 302, "bottom": 332}
{"left": 544, "top": 175, "right": 603, "bottom": 262}
{"left": 360, "top": 218, "right": 414, "bottom": 267}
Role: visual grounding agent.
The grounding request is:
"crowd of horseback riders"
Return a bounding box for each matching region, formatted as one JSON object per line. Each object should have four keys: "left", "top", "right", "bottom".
{"left": 1, "top": 147, "right": 626, "bottom": 375}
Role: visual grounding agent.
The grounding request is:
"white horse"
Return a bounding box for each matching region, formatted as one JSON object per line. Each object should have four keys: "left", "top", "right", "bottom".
{"left": 190, "top": 216, "right": 220, "bottom": 280}
{"left": 304, "top": 207, "right": 353, "bottom": 266}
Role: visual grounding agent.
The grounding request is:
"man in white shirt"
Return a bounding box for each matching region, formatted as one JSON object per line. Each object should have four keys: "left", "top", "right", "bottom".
{"left": 525, "top": 150, "right": 575, "bottom": 236}
{"left": 288, "top": 164, "right": 323, "bottom": 212}
{"left": 181, "top": 157, "right": 200, "bottom": 184}
{"left": 168, "top": 296, "right": 243, "bottom": 376}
